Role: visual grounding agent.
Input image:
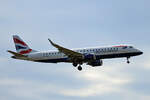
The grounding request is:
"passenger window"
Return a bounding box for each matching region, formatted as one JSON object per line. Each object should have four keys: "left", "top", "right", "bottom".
{"left": 45, "top": 53, "right": 48, "bottom": 57}
{"left": 129, "top": 46, "right": 133, "bottom": 48}
{"left": 111, "top": 48, "right": 112, "bottom": 51}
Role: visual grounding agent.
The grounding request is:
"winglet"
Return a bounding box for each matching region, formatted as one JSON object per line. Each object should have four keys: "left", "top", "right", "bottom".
{"left": 48, "top": 39, "right": 57, "bottom": 47}
{"left": 48, "top": 39, "right": 53, "bottom": 45}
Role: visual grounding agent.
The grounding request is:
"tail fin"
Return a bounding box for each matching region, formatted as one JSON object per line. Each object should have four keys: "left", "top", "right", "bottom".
{"left": 13, "top": 35, "right": 37, "bottom": 55}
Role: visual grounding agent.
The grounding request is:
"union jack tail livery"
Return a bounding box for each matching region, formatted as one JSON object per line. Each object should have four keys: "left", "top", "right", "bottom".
{"left": 13, "top": 35, "right": 37, "bottom": 55}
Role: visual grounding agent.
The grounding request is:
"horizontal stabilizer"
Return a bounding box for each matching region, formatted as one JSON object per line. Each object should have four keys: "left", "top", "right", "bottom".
{"left": 7, "top": 50, "right": 27, "bottom": 57}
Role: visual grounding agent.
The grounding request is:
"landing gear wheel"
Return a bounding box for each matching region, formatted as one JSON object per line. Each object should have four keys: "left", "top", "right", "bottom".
{"left": 77, "top": 66, "right": 82, "bottom": 71}
{"left": 127, "top": 57, "right": 130, "bottom": 64}
{"left": 73, "top": 63, "right": 78, "bottom": 67}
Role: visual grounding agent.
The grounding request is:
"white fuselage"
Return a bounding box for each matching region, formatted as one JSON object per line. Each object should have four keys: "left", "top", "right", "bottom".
{"left": 27, "top": 45, "right": 142, "bottom": 63}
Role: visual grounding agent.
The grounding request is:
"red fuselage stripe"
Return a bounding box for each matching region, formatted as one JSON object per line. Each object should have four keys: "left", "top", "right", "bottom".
{"left": 113, "top": 45, "right": 127, "bottom": 47}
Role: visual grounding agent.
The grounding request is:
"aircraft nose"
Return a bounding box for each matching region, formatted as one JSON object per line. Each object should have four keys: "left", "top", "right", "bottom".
{"left": 137, "top": 50, "right": 143, "bottom": 55}
{"left": 139, "top": 51, "right": 143, "bottom": 55}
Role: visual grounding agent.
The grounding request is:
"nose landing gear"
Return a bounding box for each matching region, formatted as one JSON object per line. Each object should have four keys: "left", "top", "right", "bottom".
{"left": 127, "top": 57, "right": 130, "bottom": 64}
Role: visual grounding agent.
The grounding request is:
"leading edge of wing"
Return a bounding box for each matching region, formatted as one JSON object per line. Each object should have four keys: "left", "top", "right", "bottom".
{"left": 48, "top": 39, "right": 83, "bottom": 58}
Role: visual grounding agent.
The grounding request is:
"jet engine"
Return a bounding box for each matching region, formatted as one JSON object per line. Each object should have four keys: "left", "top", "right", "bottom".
{"left": 83, "top": 53, "right": 96, "bottom": 60}
{"left": 87, "top": 60, "right": 103, "bottom": 67}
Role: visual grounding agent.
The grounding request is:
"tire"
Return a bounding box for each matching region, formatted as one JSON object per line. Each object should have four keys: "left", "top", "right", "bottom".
{"left": 73, "top": 63, "right": 78, "bottom": 67}
{"left": 78, "top": 66, "right": 82, "bottom": 71}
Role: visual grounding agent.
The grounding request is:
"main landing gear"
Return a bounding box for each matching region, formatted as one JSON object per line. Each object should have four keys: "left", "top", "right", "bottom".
{"left": 73, "top": 63, "right": 78, "bottom": 67}
{"left": 73, "top": 63, "right": 82, "bottom": 71}
{"left": 127, "top": 57, "right": 130, "bottom": 64}
{"left": 77, "top": 65, "right": 82, "bottom": 71}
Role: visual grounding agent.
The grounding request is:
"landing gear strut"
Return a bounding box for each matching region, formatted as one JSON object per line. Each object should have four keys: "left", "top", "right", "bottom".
{"left": 127, "top": 57, "right": 130, "bottom": 64}
{"left": 77, "top": 65, "right": 82, "bottom": 71}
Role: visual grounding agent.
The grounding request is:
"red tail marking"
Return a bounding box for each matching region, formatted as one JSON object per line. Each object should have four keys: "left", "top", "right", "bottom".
{"left": 13, "top": 38, "right": 27, "bottom": 46}
{"left": 19, "top": 49, "right": 32, "bottom": 54}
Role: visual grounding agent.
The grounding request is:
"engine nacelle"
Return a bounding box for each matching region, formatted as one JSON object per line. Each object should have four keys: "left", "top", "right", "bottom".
{"left": 83, "top": 53, "right": 96, "bottom": 60}
{"left": 88, "top": 60, "right": 103, "bottom": 67}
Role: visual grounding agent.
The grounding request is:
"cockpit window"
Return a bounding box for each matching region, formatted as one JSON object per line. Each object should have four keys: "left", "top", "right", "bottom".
{"left": 122, "top": 46, "right": 127, "bottom": 49}
{"left": 129, "top": 46, "right": 133, "bottom": 48}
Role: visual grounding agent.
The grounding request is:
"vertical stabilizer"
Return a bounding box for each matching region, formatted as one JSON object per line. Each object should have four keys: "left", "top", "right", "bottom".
{"left": 13, "top": 35, "right": 37, "bottom": 55}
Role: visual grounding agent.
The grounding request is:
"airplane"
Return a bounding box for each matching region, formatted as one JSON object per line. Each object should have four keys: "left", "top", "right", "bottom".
{"left": 7, "top": 35, "right": 143, "bottom": 71}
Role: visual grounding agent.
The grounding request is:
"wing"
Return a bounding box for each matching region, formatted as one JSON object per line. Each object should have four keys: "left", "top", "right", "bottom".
{"left": 48, "top": 39, "right": 83, "bottom": 60}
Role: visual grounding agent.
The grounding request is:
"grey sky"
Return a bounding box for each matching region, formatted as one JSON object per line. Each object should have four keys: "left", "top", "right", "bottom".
{"left": 0, "top": 0, "right": 150, "bottom": 100}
